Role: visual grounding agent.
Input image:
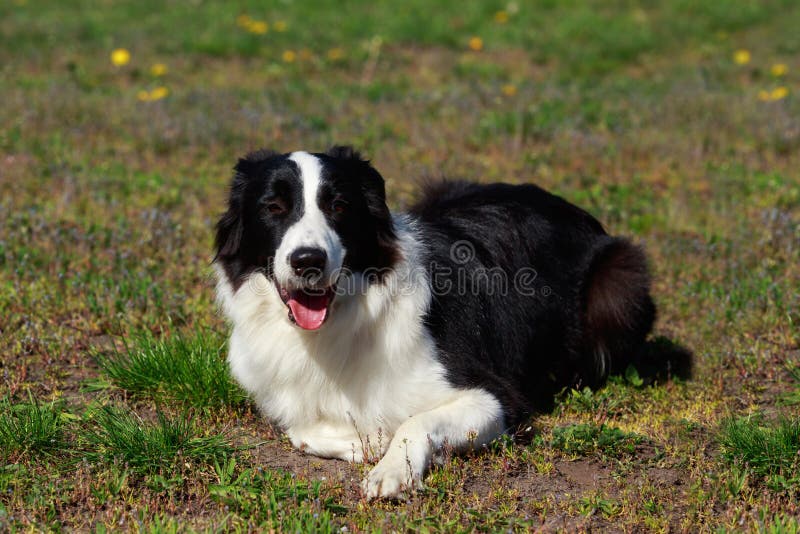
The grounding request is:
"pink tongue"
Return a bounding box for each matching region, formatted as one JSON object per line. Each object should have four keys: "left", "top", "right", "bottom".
{"left": 287, "top": 290, "right": 330, "bottom": 330}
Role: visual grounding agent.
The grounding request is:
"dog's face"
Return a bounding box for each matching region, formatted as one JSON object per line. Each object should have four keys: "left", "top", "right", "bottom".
{"left": 214, "top": 146, "right": 398, "bottom": 330}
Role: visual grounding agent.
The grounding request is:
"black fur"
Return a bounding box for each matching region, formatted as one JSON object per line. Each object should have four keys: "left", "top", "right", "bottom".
{"left": 314, "top": 147, "right": 399, "bottom": 275}
{"left": 410, "top": 181, "right": 656, "bottom": 424}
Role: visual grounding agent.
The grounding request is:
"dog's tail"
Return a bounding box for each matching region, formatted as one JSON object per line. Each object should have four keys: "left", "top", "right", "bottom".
{"left": 579, "top": 236, "right": 656, "bottom": 386}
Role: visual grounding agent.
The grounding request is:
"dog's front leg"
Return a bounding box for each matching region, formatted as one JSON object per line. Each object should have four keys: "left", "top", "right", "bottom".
{"left": 361, "top": 388, "right": 504, "bottom": 499}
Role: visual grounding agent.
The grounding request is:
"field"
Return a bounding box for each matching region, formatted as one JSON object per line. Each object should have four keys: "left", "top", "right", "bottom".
{"left": 1, "top": 0, "right": 800, "bottom": 531}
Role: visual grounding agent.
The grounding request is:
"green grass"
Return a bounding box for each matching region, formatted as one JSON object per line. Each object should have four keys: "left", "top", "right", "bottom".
{"left": 2, "top": 0, "right": 800, "bottom": 530}
{"left": 0, "top": 396, "right": 65, "bottom": 457}
{"left": 85, "top": 407, "right": 235, "bottom": 477}
{"left": 578, "top": 492, "right": 622, "bottom": 519}
{"left": 209, "top": 457, "right": 343, "bottom": 531}
{"left": 720, "top": 416, "right": 800, "bottom": 492}
{"left": 549, "top": 423, "right": 643, "bottom": 458}
{"left": 759, "top": 514, "right": 800, "bottom": 534}
{"left": 95, "top": 331, "right": 246, "bottom": 409}
{"left": 778, "top": 363, "right": 800, "bottom": 406}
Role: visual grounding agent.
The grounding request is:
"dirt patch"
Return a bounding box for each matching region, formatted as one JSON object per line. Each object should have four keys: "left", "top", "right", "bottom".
{"left": 554, "top": 459, "right": 613, "bottom": 489}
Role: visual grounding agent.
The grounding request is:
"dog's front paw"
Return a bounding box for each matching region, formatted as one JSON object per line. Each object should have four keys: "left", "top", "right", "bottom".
{"left": 361, "top": 456, "right": 421, "bottom": 500}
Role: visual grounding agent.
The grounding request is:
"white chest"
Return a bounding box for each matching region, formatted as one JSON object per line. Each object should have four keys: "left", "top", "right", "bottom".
{"left": 223, "top": 269, "right": 456, "bottom": 439}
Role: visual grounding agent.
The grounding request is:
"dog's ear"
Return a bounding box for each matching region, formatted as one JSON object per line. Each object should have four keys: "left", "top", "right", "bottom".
{"left": 326, "top": 145, "right": 386, "bottom": 204}
{"left": 326, "top": 146, "right": 398, "bottom": 267}
{"left": 214, "top": 206, "right": 243, "bottom": 260}
{"left": 326, "top": 145, "right": 363, "bottom": 161}
{"left": 235, "top": 149, "right": 280, "bottom": 176}
{"left": 214, "top": 195, "right": 244, "bottom": 260}
{"left": 215, "top": 149, "right": 282, "bottom": 260}
{"left": 358, "top": 165, "right": 399, "bottom": 270}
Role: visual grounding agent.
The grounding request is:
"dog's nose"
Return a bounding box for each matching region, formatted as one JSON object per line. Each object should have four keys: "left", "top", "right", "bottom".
{"left": 289, "top": 247, "right": 327, "bottom": 277}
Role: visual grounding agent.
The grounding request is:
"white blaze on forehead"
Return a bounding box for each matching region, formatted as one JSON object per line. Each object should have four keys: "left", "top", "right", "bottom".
{"left": 273, "top": 152, "right": 345, "bottom": 288}
{"left": 289, "top": 151, "right": 323, "bottom": 212}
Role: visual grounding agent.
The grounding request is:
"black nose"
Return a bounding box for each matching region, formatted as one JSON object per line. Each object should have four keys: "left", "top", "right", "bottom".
{"left": 289, "top": 247, "right": 327, "bottom": 277}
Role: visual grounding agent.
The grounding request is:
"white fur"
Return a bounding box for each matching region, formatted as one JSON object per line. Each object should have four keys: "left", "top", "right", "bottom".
{"left": 273, "top": 151, "right": 345, "bottom": 289}
{"left": 361, "top": 388, "right": 503, "bottom": 498}
{"left": 215, "top": 183, "right": 505, "bottom": 499}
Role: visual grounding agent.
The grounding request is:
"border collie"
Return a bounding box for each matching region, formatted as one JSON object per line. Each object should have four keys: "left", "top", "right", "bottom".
{"left": 213, "top": 146, "right": 656, "bottom": 499}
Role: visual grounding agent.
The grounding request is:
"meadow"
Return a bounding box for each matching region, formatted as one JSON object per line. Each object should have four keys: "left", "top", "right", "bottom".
{"left": 1, "top": 0, "right": 799, "bottom": 531}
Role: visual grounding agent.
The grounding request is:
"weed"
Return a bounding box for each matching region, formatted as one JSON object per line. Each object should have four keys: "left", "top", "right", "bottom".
{"left": 557, "top": 387, "right": 624, "bottom": 417}
{"left": 578, "top": 492, "right": 621, "bottom": 519}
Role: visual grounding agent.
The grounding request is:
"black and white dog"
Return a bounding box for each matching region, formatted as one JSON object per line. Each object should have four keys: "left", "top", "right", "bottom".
{"left": 213, "top": 146, "right": 656, "bottom": 499}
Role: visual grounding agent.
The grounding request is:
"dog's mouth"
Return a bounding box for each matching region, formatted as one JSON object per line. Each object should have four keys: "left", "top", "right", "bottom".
{"left": 277, "top": 283, "right": 336, "bottom": 330}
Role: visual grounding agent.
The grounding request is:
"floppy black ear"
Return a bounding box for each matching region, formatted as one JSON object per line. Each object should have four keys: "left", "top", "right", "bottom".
{"left": 327, "top": 145, "right": 399, "bottom": 268}
{"left": 326, "top": 145, "right": 362, "bottom": 161}
{"left": 237, "top": 149, "right": 280, "bottom": 173}
{"left": 214, "top": 205, "right": 243, "bottom": 260}
{"left": 215, "top": 149, "right": 282, "bottom": 261}
{"left": 326, "top": 145, "right": 388, "bottom": 213}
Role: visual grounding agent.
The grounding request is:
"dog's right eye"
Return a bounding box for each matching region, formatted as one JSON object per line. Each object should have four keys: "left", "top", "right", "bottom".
{"left": 265, "top": 198, "right": 287, "bottom": 216}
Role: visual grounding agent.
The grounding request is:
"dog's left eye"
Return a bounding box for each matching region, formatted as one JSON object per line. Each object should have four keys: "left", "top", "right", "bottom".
{"left": 264, "top": 198, "right": 287, "bottom": 216}
{"left": 331, "top": 199, "right": 347, "bottom": 214}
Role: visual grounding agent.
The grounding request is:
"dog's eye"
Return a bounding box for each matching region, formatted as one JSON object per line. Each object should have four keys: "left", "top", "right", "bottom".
{"left": 331, "top": 199, "right": 347, "bottom": 214}
{"left": 265, "top": 198, "right": 287, "bottom": 216}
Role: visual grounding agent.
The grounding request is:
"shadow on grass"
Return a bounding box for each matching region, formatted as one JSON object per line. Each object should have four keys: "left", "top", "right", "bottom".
{"left": 633, "top": 335, "right": 694, "bottom": 385}
{"left": 524, "top": 335, "right": 694, "bottom": 416}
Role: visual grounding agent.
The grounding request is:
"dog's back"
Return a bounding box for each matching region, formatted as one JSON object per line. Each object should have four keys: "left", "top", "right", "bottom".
{"left": 410, "top": 181, "right": 655, "bottom": 423}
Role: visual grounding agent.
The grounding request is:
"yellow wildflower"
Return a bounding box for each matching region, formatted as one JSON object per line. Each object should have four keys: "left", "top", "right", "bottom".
{"left": 733, "top": 49, "right": 750, "bottom": 65}
{"left": 758, "top": 90, "right": 770, "bottom": 101}
{"left": 501, "top": 84, "right": 517, "bottom": 97}
{"left": 468, "top": 36, "right": 483, "bottom": 51}
{"left": 771, "top": 63, "right": 788, "bottom": 77}
{"left": 771, "top": 86, "right": 788, "bottom": 100}
{"left": 274, "top": 20, "right": 287, "bottom": 32}
{"left": 494, "top": 10, "right": 509, "bottom": 24}
{"left": 247, "top": 20, "right": 268, "bottom": 34}
{"left": 327, "top": 47, "right": 345, "bottom": 61}
{"left": 150, "top": 63, "right": 167, "bottom": 76}
{"left": 110, "top": 48, "right": 131, "bottom": 66}
{"left": 137, "top": 90, "right": 151, "bottom": 102}
{"left": 282, "top": 50, "right": 296, "bottom": 63}
{"left": 149, "top": 86, "right": 169, "bottom": 100}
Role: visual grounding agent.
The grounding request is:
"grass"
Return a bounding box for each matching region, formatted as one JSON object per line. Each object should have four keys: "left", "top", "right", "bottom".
{"left": 720, "top": 416, "right": 800, "bottom": 492}
{"left": 1, "top": 0, "right": 800, "bottom": 530}
{"left": 759, "top": 514, "right": 800, "bottom": 534}
{"left": 549, "top": 423, "right": 642, "bottom": 458}
{"left": 95, "top": 331, "right": 246, "bottom": 409}
{"left": 578, "top": 492, "right": 621, "bottom": 519}
{"left": 778, "top": 363, "right": 800, "bottom": 405}
{"left": 84, "top": 407, "right": 235, "bottom": 477}
{"left": 209, "top": 458, "right": 343, "bottom": 531}
{"left": 0, "top": 396, "right": 65, "bottom": 458}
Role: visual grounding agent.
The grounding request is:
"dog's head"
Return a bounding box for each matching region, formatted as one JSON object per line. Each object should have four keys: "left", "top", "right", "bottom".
{"left": 214, "top": 146, "right": 399, "bottom": 330}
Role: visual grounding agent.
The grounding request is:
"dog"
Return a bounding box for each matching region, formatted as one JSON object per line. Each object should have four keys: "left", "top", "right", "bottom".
{"left": 213, "top": 146, "right": 656, "bottom": 499}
